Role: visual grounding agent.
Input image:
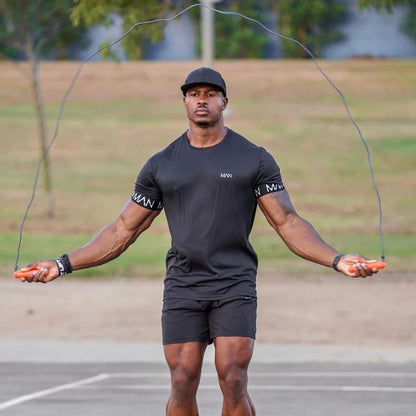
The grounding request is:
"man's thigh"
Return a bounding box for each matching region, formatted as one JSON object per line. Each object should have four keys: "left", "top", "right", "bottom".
{"left": 214, "top": 336, "right": 255, "bottom": 373}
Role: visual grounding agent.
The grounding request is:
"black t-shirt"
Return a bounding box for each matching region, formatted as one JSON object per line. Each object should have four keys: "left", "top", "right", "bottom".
{"left": 131, "top": 128, "right": 284, "bottom": 300}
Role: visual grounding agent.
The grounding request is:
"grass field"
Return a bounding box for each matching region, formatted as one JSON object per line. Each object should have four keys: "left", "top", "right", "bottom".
{"left": 1, "top": 60, "right": 415, "bottom": 277}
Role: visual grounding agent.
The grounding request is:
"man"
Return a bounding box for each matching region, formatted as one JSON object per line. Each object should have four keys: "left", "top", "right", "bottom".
{"left": 18, "top": 67, "right": 382, "bottom": 416}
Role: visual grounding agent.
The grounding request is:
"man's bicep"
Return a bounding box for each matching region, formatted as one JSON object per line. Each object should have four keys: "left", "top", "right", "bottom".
{"left": 257, "top": 189, "right": 297, "bottom": 229}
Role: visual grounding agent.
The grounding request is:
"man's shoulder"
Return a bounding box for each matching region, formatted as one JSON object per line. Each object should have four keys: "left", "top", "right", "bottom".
{"left": 227, "top": 129, "right": 263, "bottom": 153}
{"left": 150, "top": 132, "right": 185, "bottom": 162}
{"left": 227, "top": 129, "right": 278, "bottom": 169}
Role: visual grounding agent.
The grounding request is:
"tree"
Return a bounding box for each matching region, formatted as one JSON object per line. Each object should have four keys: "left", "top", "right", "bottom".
{"left": 193, "top": 0, "right": 348, "bottom": 59}
{"left": 400, "top": 3, "right": 416, "bottom": 41}
{"left": 72, "top": 0, "right": 271, "bottom": 59}
{"left": 187, "top": 0, "right": 270, "bottom": 59}
{"left": 359, "top": 0, "right": 416, "bottom": 43}
{"left": 358, "top": 0, "right": 414, "bottom": 12}
{"left": 0, "top": 0, "right": 89, "bottom": 217}
{"left": 72, "top": 1, "right": 349, "bottom": 60}
{"left": 71, "top": 0, "right": 181, "bottom": 59}
{"left": 276, "top": 0, "right": 347, "bottom": 58}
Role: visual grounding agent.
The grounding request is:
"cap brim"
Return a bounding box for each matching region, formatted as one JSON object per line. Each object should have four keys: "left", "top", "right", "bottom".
{"left": 181, "top": 82, "right": 226, "bottom": 97}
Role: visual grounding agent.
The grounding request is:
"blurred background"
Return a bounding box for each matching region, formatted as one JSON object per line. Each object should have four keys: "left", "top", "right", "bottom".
{"left": 1, "top": 0, "right": 415, "bottom": 277}
{"left": 0, "top": 0, "right": 415, "bottom": 346}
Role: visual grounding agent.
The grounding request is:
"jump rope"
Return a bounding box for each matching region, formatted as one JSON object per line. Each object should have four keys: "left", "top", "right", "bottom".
{"left": 13, "top": 3, "right": 386, "bottom": 278}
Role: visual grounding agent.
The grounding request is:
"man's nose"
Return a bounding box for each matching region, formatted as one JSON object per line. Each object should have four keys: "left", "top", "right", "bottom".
{"left": 197, "top": 94, "right": 208, "bottom": 104}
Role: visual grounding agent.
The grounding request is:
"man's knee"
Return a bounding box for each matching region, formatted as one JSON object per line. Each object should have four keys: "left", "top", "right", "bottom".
{"left": 215, "top": 336, "right": 253, "bottom": 372}
{"left": 217, "top": 363, "right": 248, "bottom": 391}
{"left": 171, "top": 365, "right": 200, "bottom": 391}
{"left": 166, "top": 368, "right": 201, "bottom": 416}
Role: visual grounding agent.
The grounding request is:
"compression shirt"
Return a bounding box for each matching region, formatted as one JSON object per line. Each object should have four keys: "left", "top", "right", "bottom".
{"left": 131, "top": 129, "right": 285, "bottom": 300}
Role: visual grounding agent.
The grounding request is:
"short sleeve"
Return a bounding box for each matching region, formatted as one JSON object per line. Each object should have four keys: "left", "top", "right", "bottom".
{"left": 131, "top": 158, "right": 163, "bottom": 210}
{"left": 253, "top": 148, "right": 285, "bottom": 198}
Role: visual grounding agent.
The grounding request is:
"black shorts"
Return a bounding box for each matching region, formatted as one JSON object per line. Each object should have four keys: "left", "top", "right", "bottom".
{"left": 162, "top": 296, "right": 257, "bottom": 345}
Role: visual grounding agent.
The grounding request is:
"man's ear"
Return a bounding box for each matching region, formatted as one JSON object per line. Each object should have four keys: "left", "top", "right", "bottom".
{"left": 222, "top": 97, "right": 229, "bottom": 110}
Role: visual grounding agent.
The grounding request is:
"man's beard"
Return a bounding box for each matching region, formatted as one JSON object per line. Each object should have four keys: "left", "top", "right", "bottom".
{"left": 194, "top": 116, "right": 220, "bottom": 127}
{"left": 195, "top": 120, "right": 211, "bottom": 127}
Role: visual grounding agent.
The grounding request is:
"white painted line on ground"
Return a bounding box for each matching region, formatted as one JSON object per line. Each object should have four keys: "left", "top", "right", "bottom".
{"left": 80, "top": 384, "right": 416, "bottom": 393}
{"left": 79, "top": 372, "right": 416, "bottom": 394}
{"left": 247, "top": 372, "right": 416, "bottom": 378}
{"left": 0, "top": 373, "right": 109, "bottom": 411}
{"left": 108, "top": 372, "right": 171, "bottom": 378}
{"left": 107, "top": 372, "right": 416, "bottom": 379}
{"left": 2, "top": 370, "right": 414, "bottom": 411}
{"left": 246, "top": 385, "right": 416, "bottom": 393}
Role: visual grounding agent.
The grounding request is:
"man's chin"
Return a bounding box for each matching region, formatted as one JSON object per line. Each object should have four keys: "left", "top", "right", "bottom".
{"left": 195, "top": 120, "right": 214, "bottom": 127}
{"left": 195, "top": 121, "right": 211, "bottom": 127}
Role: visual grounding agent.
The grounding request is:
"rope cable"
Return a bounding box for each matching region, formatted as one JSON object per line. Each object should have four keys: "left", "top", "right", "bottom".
{"left": 14, "top": 2, "right": 385, "bottom": 271}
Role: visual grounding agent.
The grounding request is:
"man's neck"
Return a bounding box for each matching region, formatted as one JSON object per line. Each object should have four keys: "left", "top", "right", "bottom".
{"left": 186, "top": 124, "right": 228, "bottom": 148}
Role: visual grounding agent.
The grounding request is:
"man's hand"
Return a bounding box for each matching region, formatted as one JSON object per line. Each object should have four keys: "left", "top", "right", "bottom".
{"left": 15, "top": 260, "right": 60, "bottom": 283}
{"left": 336, "top": 254, "right": 385, "bottom": 278}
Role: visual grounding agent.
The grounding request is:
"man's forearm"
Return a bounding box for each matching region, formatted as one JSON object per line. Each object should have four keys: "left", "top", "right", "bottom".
{"left": 68, "top": 221, "right": 137, "bottom": 271}
{"left": 277, "top": 214, "right": 339, "bottom": 267}
{"left": 67, "top": 200, "right": 159, "bottom": 272}
{"left": 15, "top": 201, "right": 159, "bottom": 283}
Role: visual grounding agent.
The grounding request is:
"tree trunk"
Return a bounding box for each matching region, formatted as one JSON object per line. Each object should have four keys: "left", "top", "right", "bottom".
{"left": 29, "top": 55, "right": 55, "bottom": 218}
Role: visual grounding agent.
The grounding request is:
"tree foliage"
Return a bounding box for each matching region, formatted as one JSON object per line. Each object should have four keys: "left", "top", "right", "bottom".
{"left": 71, "top": 0, "right": 182, "bottom": 59}
{"left": 215, "top": 0, "right": 270, "bottom": 59}
{"left": 0, "top": 0, "right": 88, "bottom": 59}
{"left": 359, "top": 0, "right": 416, "bottom": 42}
{"left": 191, "top": 0, "right": 347, "bottom": 59}
{"left": 188, "top": 0, "right": 269, "bottom": 59}
{"left": 72, "top": 0, "right": 348, "bottom": 60}
{"left": 277, "top": 0, "right": 347, "bottom": 58}
{"left": 400, "top": 3, "right": 416, "bottom": 41}
{"left": 73, "top": 0, "right": 270, "bottom": 59}
{"left": 358, "top": 0, "right": 414, "bottom": 12}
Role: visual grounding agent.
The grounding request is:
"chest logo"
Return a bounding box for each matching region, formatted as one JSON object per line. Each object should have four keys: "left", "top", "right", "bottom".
{"left": 220, "top": 173, "right": 233, "bottom": 179}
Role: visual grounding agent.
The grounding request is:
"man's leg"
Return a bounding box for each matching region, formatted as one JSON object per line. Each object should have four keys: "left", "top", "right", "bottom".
{"left": 214, "top": 336, "right": 256, "bottom": 416}
{"left": 164, "top": 341, "right": 207, "bottom": 416}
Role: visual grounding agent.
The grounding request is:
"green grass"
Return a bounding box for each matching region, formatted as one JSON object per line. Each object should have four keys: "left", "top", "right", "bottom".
{"left": 1, "top": 60, "right": 415, "bottom": 278}
{"left": 1, "top": 230, "right": 412, "bottom": 278}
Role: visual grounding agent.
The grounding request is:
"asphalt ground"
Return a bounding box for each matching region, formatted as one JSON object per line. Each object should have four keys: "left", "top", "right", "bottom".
{"left": 1, "top": 341, "right": 416, "bottom": 415}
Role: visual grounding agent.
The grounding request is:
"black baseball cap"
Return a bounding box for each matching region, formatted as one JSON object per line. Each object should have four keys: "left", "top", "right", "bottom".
{"left": 181, "top": 67, "right": 227, "bottom": 97}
